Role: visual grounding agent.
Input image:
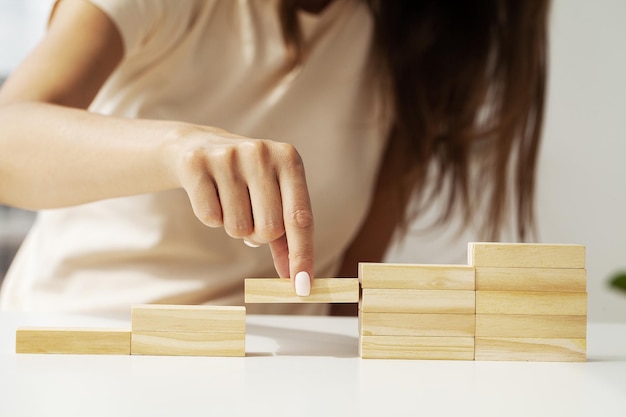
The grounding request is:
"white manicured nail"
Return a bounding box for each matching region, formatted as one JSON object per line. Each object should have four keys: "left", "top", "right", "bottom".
{"left": 243, "top": 239, "right": 260, "bottom": 248}
{"left": 295, "top": 271, "right": 311, "bottom": 296}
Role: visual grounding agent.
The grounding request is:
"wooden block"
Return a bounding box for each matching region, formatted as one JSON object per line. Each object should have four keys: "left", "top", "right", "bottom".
{"left": 360, "top": 289, "right": 475, "bottom": 314}
{"left": 16, "top": 328, "right": 130, "bottom": 355}
{"left": 132, "top": 304, "right": 245, "bottom": 333}
{"left": 475, "top": 267, "right": 586, "bottom": 292}
{"left": 360, "top": 312, "right": 475, "bottom": 337}
{"left": 468, "top": 242, "right": 585, "bottom": 268}
{"left": 475, "top": 314, "right": 587, "bottom": 338}
{"left": 360, "top": 335, "right": 475, "bottom": 360}
{"left": 474, "top": 337, "right": 586, "bottom": 362}
{"left": 131, "top": 331, "right": 245, "bottom": 357}
{"left": 476, "top": 291, "right": 587, "bottom": 315}
{"left": 359, "top": 263, "right": 475, "bottom": 290}
{"left": 244, "top": 278, "right": 359, "bottom": 303}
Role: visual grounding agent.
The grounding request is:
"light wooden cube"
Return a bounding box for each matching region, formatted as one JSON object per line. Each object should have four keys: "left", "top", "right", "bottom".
{"left": 244, "top": 278, "right": 359, "bottom": 303}
{"left": 474, "top": 337, "right": 586, "bottom": 362}
{"left": 360, "top": 289, "right": 475, "bottom": 314}
{"left": 468, "top": 242, "right": 585, "bottom": 269}
{"left": 475, "top": 314, "right": 587, "bottom": 338}
{"left": 475, "top": 267, "right": 586, "bottom": 292}
{"left": 359, "top": 263, "right": 475, "bottom": 290}
{"left": 360, "top": 335, "right": 475, "bottom": 360}
{"left": 131, "top": 331, "right": 245, "bottom": 357}
{"left": 132, "top": 304, "right": 246, "bottom": 333}
{"left": 16, "top": 328, "right": 131, "bottom": 355}
{"left": 360, "top": 312, "right": 475, "bottom": 337}
{"left": 475, "top": 291, "right": 587, "bottom": 316}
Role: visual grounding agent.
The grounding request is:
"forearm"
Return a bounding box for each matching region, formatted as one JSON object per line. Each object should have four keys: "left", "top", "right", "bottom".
{"left": 0, "top": 101, "right": 180, "bottom": 209}
{"left": 0, "top": 98, "right": 317, "bottom": 287}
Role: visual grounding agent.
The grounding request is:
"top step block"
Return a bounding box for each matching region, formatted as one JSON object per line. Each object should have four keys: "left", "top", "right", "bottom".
{"left": 359, "top": 263, "right": 475, "bottom": 290}
{"left": 132, "top": 304, "right": 246, "bottom": 333}
{"left": 468, "top": 242, "right": 585, "bottom": 269}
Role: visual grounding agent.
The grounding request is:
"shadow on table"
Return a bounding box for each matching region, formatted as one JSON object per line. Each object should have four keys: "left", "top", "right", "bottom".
{"left": 246, "top": 323, "right": 358, "bottom": 358}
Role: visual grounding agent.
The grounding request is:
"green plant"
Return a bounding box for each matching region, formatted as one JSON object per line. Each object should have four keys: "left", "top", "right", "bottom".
{"left": 609, "top": 271, "right": 626, "bottom": 292}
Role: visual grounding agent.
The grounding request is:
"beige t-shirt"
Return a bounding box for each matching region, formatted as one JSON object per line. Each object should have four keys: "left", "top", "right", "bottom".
{"left": 1, "top": 0, "right": 389, "bottom": 314}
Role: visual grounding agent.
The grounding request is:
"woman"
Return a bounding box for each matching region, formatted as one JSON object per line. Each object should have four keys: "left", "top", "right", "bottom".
{"left": 0, "top": 0, "right": 549, "bottom": 315}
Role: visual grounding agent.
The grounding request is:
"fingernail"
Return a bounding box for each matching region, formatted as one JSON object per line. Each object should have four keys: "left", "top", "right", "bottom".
{"left": 295, "top": 271, "right": 311, "bottom": 296}
{"left": 243, "top": 239, "right": 260, "bottom": 248}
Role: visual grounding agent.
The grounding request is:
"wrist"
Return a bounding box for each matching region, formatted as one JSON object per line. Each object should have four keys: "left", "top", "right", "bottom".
{"left": 158, "top": 121, "right": 196, "bottom": 190}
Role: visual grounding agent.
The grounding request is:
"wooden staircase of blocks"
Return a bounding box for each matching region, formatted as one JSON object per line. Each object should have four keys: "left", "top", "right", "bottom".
{"left": 16, "top": 242, "right": 587, "bottom": 362}
{"left": 470, "top": 242, "right": 586, "bottom": 362}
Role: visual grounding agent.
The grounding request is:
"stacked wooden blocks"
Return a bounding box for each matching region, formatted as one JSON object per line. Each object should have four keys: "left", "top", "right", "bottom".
{"left": 471, "top": 242, "right": 587, "bottom": 362}
{"left": 359, "top": 263, "right": 476, "bottom": 360}
{"left": 15, "top": 242, "right": 587, "bottom": 362}
{"left": 131, "top": 305, "right": 246, "bottom": 356}
{"left": 16, "top": 305, "right": 246, "bottom": 357}
{"left": 358, "top": 242, "right": 587, "bottom": 361}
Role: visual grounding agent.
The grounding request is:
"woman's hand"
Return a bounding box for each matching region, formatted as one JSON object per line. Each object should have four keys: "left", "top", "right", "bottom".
{"left": 169, "top": 125, "right": 314, "bottom": 295}
{"left": 0, "top": 0, "right": 314, "bottom": 296}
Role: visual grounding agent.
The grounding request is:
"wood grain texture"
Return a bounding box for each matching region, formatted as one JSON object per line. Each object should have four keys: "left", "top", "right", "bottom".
{"left": 360, "top": 335, "right": 475, "bottom": 360}
{"left": 131, "top": 331, "right": 245, "bottom": 356}
{"left": 244, "top": 278, "right": 359, "bottom": 303}
{"left": 476, "top": 291, "right": 587, "bottom": 315}
{"left": 475, "top": 267, "right": 586, "bottom": 292}
{"left": 468, "top": 242, "right": 585, "bottom": 269}
{"left": 16, "top": 328, "right": 130, "bottom": 355}
{"left": 359, "top": 263, "right": 475, "bottom": 290}
{"left": 360, "top": 289, "right": 475, "bottom": 314}
{"left": 131, "top": 304, "right": 246, "bottom": 333}
{"left": 475, "top": 314, "right": 587, "bottom": 338}
{"left": 360, "top": 312, "right": 475, "bottom": 337}
{"left": 474, "top": 337, "right": 586, "bottom": 362}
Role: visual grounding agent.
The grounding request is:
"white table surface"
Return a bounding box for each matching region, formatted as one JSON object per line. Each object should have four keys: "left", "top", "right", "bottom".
{"left": 1, "top": 312, "right": 625, "bottom": 417}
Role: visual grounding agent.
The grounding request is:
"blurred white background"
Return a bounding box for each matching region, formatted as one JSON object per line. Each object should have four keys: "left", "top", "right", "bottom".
{"left": 1, "top": 0, "right": 625, "bottom": 321}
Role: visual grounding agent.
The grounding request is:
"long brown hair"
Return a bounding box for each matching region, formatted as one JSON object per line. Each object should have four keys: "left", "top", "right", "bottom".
{"left": 280, "top": 0, "right": 550, "bottom": 241}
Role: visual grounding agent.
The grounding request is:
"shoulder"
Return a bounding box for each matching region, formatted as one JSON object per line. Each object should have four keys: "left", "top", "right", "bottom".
{"left": 79, "top": 0, "right": 208, "bottom": 56}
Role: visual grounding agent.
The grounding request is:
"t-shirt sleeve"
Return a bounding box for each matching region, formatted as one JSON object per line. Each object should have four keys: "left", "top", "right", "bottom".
{"left": 79, "top": 0, "right": 202, "bottom": 56}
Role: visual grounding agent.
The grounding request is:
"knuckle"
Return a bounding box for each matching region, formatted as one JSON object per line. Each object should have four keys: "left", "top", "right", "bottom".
{"left": 286, "top": 207, "right": 314, "bottom": 230}
{"left": 239, "top": 139, "right": 265, "bottom": 154}
{"left": 225, "top": 220, "right": 254, "bottom": 239}
{"left": 180, "top": 145, "right": 236, "bottom": 177}
{"left": 276, "top": 143, "right": 304, "bottom": 171}
{"left": 180, "top": 148, "right": 208, "bottom": 175}
{"left": 240, "top": 140, "right": 272, "bottom": 167}
{"left": 197, "top": 211, "right": 222, "bottom": 228}
{"left": 290, "top": 251, "right": 314, "bottom": 267}
{"left": 210, "top": 146, "right": 236, "bottom": 167}
{"left": 255, "top": 220, "right": 285, "bottom": 242}
{"left": 194, "top": 205, "right": 222, "bottom": 228}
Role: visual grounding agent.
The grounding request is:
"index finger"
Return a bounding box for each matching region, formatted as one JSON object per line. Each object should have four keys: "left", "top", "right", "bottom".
{"left": 276, "top": 148, "right": 314, "bottom": 296}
